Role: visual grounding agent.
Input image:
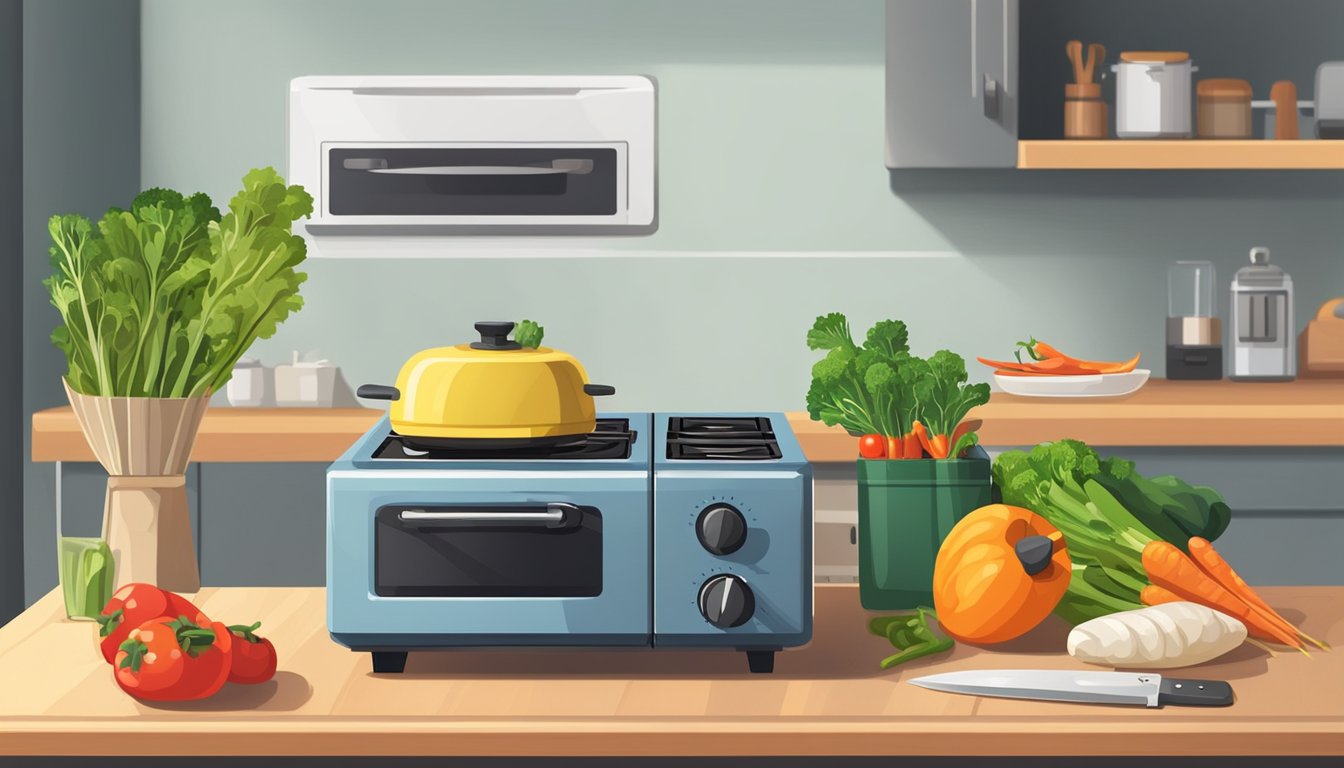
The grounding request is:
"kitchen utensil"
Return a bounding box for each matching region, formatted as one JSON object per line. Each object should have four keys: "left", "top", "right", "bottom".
{"left": 1230, "top": 247, "right": 1295, "bottom": 381}
{"left": 226, "top": 358, "right": 268, "bottom": 407}
{"left": 357, "top": 321, "right": 614, "bottom": 447}
{"left": 1066, "top": 40, "right": 1085, "bottom": 84}
{"left": 274, "top": 352, "right": 337, "bottom": 407}
{"left": 1271, "top": 81, "right": 1300, "bottom": 139}
{"left": 1113, "top": 52, "right": 1197, "bottom": 138}
{"left": 1299, "top": 298, "right": 1344, "bottom": 376}
{"left": 1197, "top": 78, "right": 1252, "bottom": 139}
{"left": 909, "top": 669, "right": 1234, "bottom": 708}
{"left": 1168, "top": 261, "right": 1223, "bottom": 381}
{"left": 1314, "top": 62, "right": 1344, "bottom": 138}
{"left": 326, "top": 412, "right": 812, "bottom": 674}
{"left": 1064, "top": 41, "right": 1108, "bottom": 139}
{"left": 1085, "top": 43, "right": 1104, "bottom": 83}
{"left": 993, "top": 369, "right": 1150, "bottom": 398}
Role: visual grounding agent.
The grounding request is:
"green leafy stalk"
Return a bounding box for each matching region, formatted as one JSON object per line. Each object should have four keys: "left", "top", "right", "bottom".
{"left": 45, "top": 168, "right": 310, "bottom": 398}
{"left": 867, "top": 607, "right": 954, "bottom": 669}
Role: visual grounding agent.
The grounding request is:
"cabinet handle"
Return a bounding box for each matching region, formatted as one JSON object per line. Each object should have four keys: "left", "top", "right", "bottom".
{"left": 983, "top": 74, "right": 1000, "bottom": 119}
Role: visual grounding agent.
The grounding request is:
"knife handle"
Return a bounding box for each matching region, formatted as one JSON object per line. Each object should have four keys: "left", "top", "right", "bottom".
{"left": 1158, "top": 677, "right": 1234, "bottom": 707}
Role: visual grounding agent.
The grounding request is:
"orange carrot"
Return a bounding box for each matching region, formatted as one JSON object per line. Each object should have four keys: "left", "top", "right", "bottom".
{"left": 1141, "top": 540, "right": 1304, "bottom": 649}
{"left": 911, "top": 421, "right": 934, "bottom": 459}
{"left": 1187, "top": 537, "right": 1330, "bottom": 651}
{"left": 886, "top": 436, "right": 902, "bottom": 460}
{"left": 1140, "top": 584, "right": 1184, "bottom": 606}
{"left": 929, "top": 433, "right": 949, "bottom": 459}
{"left": 903, "top": 433, "right": 924, "bottom": 462}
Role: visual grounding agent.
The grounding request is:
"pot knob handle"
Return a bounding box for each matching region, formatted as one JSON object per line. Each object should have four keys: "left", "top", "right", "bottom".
{"left": 472, "top": 321, "right": 522, "bottom": 351}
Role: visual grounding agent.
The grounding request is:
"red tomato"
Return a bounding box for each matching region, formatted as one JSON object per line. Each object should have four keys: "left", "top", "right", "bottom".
{"left": 858, "top": 434, "right": 886, "bottom": 459}
{"left": 164, "top": 590, "right": 211, "bottom": 626}
{"left": 113, "top": 618, "right": 186, "bottom": 698}
{"left": 228, "top": 622, "right": 278, "bottom": 685}
{"left": 170, "top": 620, "right": 233, "bottom": 700}
{"left": 97, "top": 583, "right": 171, "bottom": 665}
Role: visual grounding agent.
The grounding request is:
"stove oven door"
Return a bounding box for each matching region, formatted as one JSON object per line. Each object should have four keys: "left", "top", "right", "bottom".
{"left": 327, "top": 471, "right": 651, "bottom": 647}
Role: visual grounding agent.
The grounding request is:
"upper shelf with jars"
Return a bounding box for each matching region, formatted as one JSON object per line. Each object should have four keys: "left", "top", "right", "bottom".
{"left": 885, "top": 0, "right": 1344, "bottom": 170}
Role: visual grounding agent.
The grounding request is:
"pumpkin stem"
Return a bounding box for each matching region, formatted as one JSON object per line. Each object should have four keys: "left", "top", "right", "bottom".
{"left": 1014, "top": 535, "right": 1055, "bottom": 576}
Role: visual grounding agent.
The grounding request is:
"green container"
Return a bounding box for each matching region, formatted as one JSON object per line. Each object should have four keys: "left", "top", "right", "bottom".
{"left": 857, "top": 446, "right": 992, "bottom": 611}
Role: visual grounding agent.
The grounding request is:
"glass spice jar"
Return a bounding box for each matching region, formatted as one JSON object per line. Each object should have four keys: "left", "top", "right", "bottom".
{"left": 1197, "top": 78, "right": 1252, "bottom": 139}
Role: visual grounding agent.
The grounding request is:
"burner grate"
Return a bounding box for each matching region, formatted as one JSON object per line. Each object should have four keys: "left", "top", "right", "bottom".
{"left": 666, "top": 417, "right": 780, "bottom": 461}
{"left": 373, "top": 419, "right": 635, "bottom": 461}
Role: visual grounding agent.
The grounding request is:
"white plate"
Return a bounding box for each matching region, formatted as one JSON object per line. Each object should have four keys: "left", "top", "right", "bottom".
{"left": 993, "top": 369, "right": 1151, "bottom": 398}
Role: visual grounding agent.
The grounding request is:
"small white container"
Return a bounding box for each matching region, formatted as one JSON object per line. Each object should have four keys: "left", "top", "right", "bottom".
{"left": 225, "top": 358, "right": 268, "bottom": 407}
{"left": 1113, "top": 52, "right": 1197, "bottom": 138}
{"left": 274, "top": 352, "right": 338, "bottom": 407}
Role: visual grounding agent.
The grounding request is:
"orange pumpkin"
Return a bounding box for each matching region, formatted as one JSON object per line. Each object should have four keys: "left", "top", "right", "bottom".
{"left": 932, "top": 504, "right": 1071, "bottom": 645}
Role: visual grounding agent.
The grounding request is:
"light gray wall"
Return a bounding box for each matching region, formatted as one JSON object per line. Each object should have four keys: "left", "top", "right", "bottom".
{"left": 137, "top": 0, "right": 1344, "bottom": 410}
{"left": 21, "top": 0, "right": 140, "bottom": 605}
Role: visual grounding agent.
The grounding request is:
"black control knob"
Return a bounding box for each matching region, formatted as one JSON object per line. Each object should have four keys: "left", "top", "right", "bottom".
{"left": 696, "top": 503, "right": 747, "bottom": 555}
{"left": 698, "top": 574, "right": 755, "bottom": 628}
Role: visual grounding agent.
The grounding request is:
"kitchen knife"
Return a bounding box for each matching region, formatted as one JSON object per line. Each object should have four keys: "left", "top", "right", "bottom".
{"left": 909, "top": 669, "right": 1233, "bottom": 708}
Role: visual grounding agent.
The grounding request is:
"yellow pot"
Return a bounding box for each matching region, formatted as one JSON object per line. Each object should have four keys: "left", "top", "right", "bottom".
{"left": 357, "top": 321, "right": 614, "bottom": 444}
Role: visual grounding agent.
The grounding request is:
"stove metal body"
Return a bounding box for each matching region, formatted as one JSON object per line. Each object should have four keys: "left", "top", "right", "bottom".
{"left": 326, "top": 412, "right": 812, "bottom": 673}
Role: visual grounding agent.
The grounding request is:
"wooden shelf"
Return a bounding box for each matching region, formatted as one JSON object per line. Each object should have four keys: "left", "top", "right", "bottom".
{"left": 30, "top": 407, "right": 383, "bottom": 463}
{"left": 1017, "top": 140, "right": 1344, "bottom": 169}
{"left": 1, "top": 584, "right": 1340, "bottom": 757}
{"left": 29, "top": 379, "right": 1344, "bottom": 464}
{"left": 790, "top": 379, "right": 1344, "bottom": 462}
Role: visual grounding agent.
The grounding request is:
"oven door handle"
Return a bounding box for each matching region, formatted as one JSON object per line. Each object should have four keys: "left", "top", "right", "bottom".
{"left": 345, "top": 158, "right": 594, "bottom": 176}
{"left": 397, "top": 503, "right": 583, "bottom": 529}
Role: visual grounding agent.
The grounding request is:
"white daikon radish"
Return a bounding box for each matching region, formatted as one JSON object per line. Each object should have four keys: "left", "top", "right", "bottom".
{"left": 1067, "top": 602, "right": 1247, "bottom": 669}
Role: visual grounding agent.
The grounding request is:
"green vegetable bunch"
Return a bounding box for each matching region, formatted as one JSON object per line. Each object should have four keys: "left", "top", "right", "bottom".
{"left": 45, "top": 168, "right": 312, "bottom": 398}
{"left": 805, "top": 312, "right": 990, "bottom": 458}
{"left": 992, "top": 439, "right": 1232, "bottom": 625}
{"left": 515, "top": 319, "right": 544, "bottom": 349}
{"left": 868, "top": 607, "right": 954, "bottom": 669}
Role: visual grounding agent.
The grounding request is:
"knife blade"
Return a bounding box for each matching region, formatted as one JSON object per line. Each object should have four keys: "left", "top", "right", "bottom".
{"left": 909, "top": 669, "right": 1234, "bottom": 708}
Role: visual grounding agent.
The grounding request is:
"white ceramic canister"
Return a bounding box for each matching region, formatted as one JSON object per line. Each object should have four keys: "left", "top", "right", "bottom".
{"left": 225, "top": 358, "right": 267, "bottom": 407}
{"left": 1113, "top": 51, "right": 1197, "bottom": 138}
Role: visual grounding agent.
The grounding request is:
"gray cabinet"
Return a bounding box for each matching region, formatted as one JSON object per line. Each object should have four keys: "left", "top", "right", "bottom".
{"left": 885, "top": 0, "right": 1019, "bottom": 168}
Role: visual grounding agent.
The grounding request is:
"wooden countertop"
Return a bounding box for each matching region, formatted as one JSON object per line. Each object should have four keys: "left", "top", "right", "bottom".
{"left": 29, "top": 379, "right": 1344, "bottom": 464}
{"left": 1, "top": 585, "right": 1340, "bottom": 757}
{"left": 796, "top": 378, "right": 1344, "bottom": 461}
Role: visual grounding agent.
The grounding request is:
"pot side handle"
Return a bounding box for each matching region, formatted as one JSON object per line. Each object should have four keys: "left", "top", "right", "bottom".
{"left": 356, "top": 384, "right": 401, "bottom": 401}
{"left": 583, "top": 384, "right": 616, "bottom": 396}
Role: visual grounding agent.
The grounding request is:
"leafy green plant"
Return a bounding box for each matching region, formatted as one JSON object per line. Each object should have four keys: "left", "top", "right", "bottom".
{"left": 45, "top": 168, "right": 312, "bottom": 398}
{"left": 805, "top": 312, "right": 989, "bottom": 459}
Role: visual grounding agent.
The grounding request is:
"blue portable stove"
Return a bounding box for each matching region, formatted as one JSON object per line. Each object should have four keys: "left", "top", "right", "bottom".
{"left": 327, "top": 412, "right": 811, "bottom": 673}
